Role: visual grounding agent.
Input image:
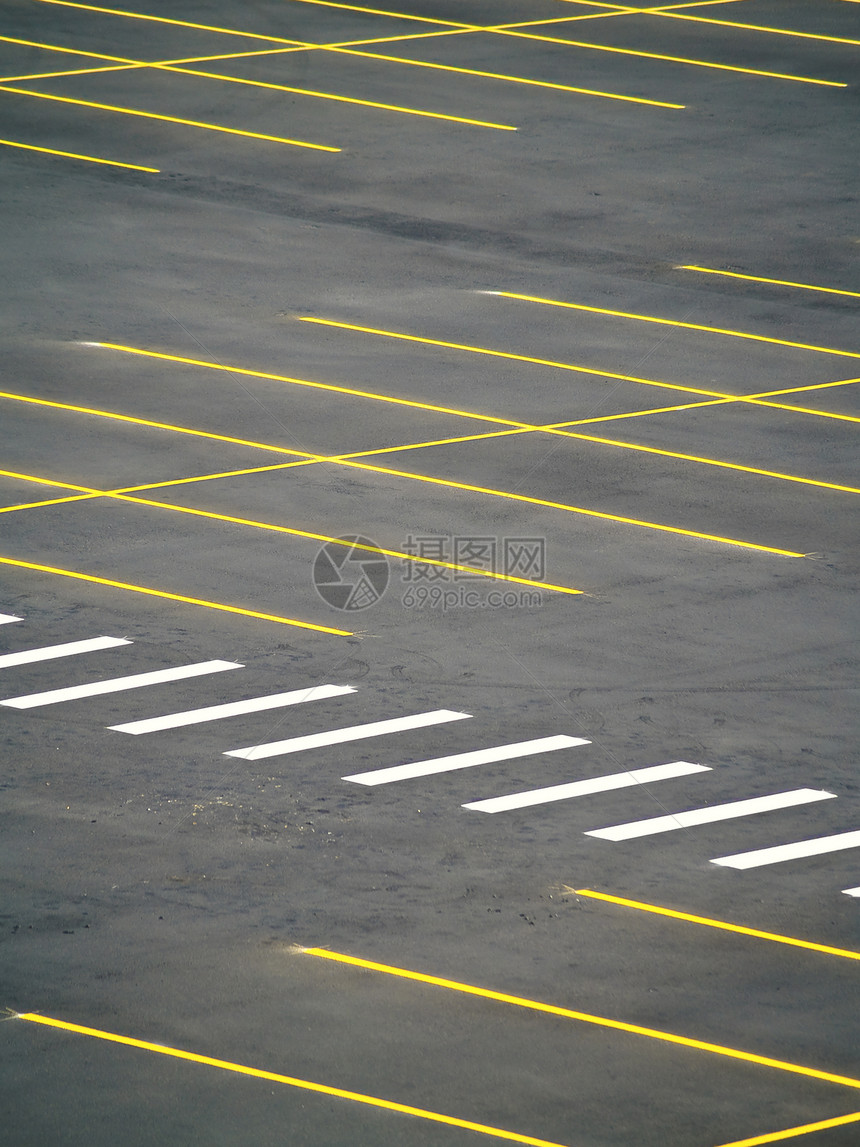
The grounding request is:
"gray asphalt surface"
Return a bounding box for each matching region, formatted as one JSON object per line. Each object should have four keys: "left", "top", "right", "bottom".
{"left": 1, "top": 2, "right": 859, "bottom": 1145}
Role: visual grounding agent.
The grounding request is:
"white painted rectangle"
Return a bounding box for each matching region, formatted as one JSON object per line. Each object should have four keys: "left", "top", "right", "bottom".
{"left": 586, "top": 789, "right": 837, "bottom": 841}
{"left": 712, "top": 829, "right": 860, "bottom": 870}
{"left": 0, "top": 659, "right": 242, "bottom": 708}
{"left": 109, "top": 683, "right": 356, "bottom": 734}
{"left": 463, "top": 760, "right": 710, "bottom": 814}
{"left": 225, "top": 709, "right": 471, "bottom": 761}
{"left": 344, "top": 735, "right": 590, "bottom": 786}
{"left": 0, "top": 613, "right": 23, "bottom": 625}
{"left": 0, "top": 635, "right": 131, "bottom": 670}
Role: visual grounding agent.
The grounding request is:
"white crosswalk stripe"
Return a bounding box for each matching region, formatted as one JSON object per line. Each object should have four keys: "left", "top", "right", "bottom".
{"left": 108, "top": 683, "right": 356, "bottom": 734}
{"left": 343, "top": 735, "right": 590, "bottom": 786}
{"left": 585, "top": 789, "right": 837, "bottom": 841}
{"left": 0, "top": 612, "right": 23, "bottom": 625}
{"left": 0, "top": 659, "right": 242, "bottom": 708}
{"left": 712, "top": 829, "right": 860, "bottom": 870}
{"left": 842, "top": 887, "right": 860, "bottom": 898}
{"left": 224, "top": 709, "right": 471, "bottom": 761}
{"left": 0, "top": 635, "right": 131, "bottom": 670}
{"left": 463, "top": 760, "right": 711, "bottom": 814}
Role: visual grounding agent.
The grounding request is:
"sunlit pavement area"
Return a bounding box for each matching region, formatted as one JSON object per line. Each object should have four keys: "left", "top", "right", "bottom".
{"left": 1, "top": 2, "right": 859, "bottom": 1144}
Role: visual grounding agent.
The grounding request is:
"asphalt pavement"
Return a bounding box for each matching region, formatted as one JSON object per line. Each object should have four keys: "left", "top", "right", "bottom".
{"left": 1, "top": 2, "right": 859, "bottom": 1145}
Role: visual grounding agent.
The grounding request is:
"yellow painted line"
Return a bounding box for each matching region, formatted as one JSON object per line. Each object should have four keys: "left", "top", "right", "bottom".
{"left": 94, "top": 341, "right": 527, "bottom": 424}
{"left": 654, "top": 10, "right": 860, "bottom": 45}
{"left": 0, "top": 493, "right": 98, "bottom": 514}
{"left": 29, "top": 0, "right": 315, "bottom": 43}
{"left": 713, "top": 1109, "right": 860, "bottom": 1147}
{"left": 299, "top": 317, "right": 747, "bottom": 397}
{"left": 81, "top": 340, "right": 860, "bottom": 483}
{"left": 0, "top": 389, "right": 319, "bottom": 457}
{"left": 28, "top": 0, "right": 833, "bottom": 92}
{"left": 0, "top": 388, "right": 799, "bottom": 558}
{"left": 289, "top": 1, "right": 844, "bottom": 86}
{"left": 0, "top": 35, "right": 515, "bottom": 131}
{"left": 88, "top": 335, "right": 860, "bottom": 424}
{"left": 323, "top": 45, "right": 685, "bottom": 107}
{"left": 678, "top": 266, "right": 860, "bottom": 300}
{"left": 0, "top": 557, "right": 351, "bottom": 634}
{"left": 485, "top": 27, "right": 844, "bottom": 87}
{"left": 537, "top": 428, "right": 860, "bottom": 495}
{"left": 571, "top": 890, "right": 860, "bottom": 962}
{"left": 332, "top": 459, "right": 804, "bottom": 556}
{"left": 0, "top": 469, "right": 580, "bottom": 595}
{"left": 494, "top": 291, "right": 860, "bottom": 360}
{"left": 297, "top": 317, "right": 860, "bottom": 422}
{"left": 302, "top": 948, "right": 860, "bottom": 1090}
{"left": 15, "top": 1013, "right": 568, "bottom": 1147}
{"left": 150, "top": 67, "right": 517, "bottom": 130}
{"left": 0, "top": 137, "right": 157, "bottom": 171}
{"left": 0, "top": 85, "right": 340, "bottom": 152}
{"left": 337, "top": 422, "right": 860, "bottom": 496}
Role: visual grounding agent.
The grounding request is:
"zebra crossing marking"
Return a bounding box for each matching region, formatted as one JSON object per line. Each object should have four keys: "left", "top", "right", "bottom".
{"left": 0, "top": 659, "right": 242, "bottom": 708}
{"left": 0, "top": 635, "right": 131, "bottom": 670}
{"left": 224, "top": 709, "right": 471, "bottom": 761}
{"left": 0, "top": 612, "right": 23, "bottom": 624}
{"left": 463, "top": 760, "right": 711, "bottom": 814}
{"left": 108, "top": 683, "right": 356, "bottom": 734}
{"left": 585, "top": 789, "right": 837, "bottom": 841}
{"left": 712, "top": 829, "right": 860, "bottom": 870}
{"left": 343, "top": 734, "right": 589, "bottom": 786}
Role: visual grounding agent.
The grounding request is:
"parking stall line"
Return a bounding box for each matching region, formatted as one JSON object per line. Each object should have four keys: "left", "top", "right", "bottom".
{"left": 677, "top": 266, "right": 860, "bottom": 300}
{"left": 651, "top": 10, "right": 860, "bottom": 46}
{"left": 712, "top": 830, "right": 860, "bottom": 871}
{"left": 539, "top": 377, "right": 860, "bottom": 428}
{"left": 463, "top": 760, "right": 711, "bottom": 814}
{"left": 14, "top": 1013, "right": 570, "bottom": 1147}
{"left": 0, "top": 635, "right": 131, "bottom": 669}
{"left": 2, "top": 449, "right": 808, "bottom": 576}
{"left": 343, "top": 735, "right": 590, "bottom": 786}
{"left": 0, "top": 46, "right": 316, "bottom": 86}
{"left": 0, "top": 37, "right": 518, "bottom": 132}
{"left": 0, "top": 86, "right": 341, "bottom": 152}
{"left": 302, "top": 948, "right": 860, "bottom": 1090}
{"left": 319, "top": 46, "right": 686, "bottom": 108}
{"left": 0, "top": 467, "right": 583, "bottom": 595}
{"left": 287, "top": 0, "right": 845, "bottom": 86}
{"left": 3, "top": 348, "right": 851, "bottom": 498}
{"left": 571, "top": 890, "right": 860, "bottom": 961}
{"left": 481, "top": 30, "right": 843, "bottom": 89}
{"left": 0, "top": 659, "right": 242, "bottom": 709}
{"left": 491, "top": 292, "right": 860, "bottom": 361}
{"left": 224, "top": 709, "right": 472, "bottom": 761}
{"left": 584, "top": 789, "right": 838, "bottom": 842}
{"left": 93, "top": 338, "right": 860, "bottom": 427}
{"left": 297, "top": 318, "right": 860, "bottom": 424}
{"left": 108, "top": 684, "right": 357, "bottom": 734}
{"left": 0, "top": 556, "right": 353, "bottom": 635}
{"left": 712, "top": 1108, "right": 860, "bottom": 1147}
{"left": 0, "top": 137, "right": 159, "bottom": 170}
{"left": 27, "top": 0, "right": 845, "bottom": 88}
